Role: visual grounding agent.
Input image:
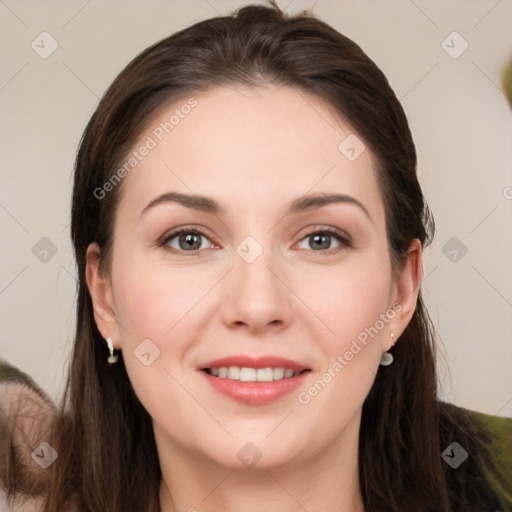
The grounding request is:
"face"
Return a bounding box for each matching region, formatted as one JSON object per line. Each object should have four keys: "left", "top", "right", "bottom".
{"left": 87, "top": 84, "right": 420, "bottom": 471}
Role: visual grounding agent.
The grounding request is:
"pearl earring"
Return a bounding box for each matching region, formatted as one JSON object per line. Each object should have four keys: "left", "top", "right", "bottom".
{"left": 106, "top": 336, "right": 118, "bottom": 365}
{"left": 379, "top": 333, "right": 395, "bottom": 367}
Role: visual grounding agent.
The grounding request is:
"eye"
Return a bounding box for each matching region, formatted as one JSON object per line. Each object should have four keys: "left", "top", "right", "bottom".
{"left": 161, "top": 227, "right": 215, "bottom": 254}
{"left": 296, "top": 227, "right": 352, "bottom": 252}
{"left": 159, "top": 226, "right": 351, "bottom": 255}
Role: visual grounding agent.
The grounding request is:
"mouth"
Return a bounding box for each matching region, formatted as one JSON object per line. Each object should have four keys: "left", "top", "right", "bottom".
{"left": 199, "top": 355, "right": 312, "bottom": 405}
{"left": 203, "top": 366, "right": 309, "bottom": 381}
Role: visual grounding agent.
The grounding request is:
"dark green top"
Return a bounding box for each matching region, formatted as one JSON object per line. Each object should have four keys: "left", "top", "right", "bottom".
{"left": 464, "top": 407, "right": 512, "bottom": 510}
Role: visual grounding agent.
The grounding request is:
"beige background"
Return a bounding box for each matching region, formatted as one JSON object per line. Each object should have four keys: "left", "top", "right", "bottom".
{"left": 1, "top": 0, "right": 511, "bottom": 417}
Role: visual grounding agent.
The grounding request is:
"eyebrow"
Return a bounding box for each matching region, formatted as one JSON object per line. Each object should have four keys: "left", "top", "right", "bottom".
{"left": 141, "top": 192, "right": 222, "bottom": 217}
{"left": 140, "top": 191, "right": 372, "bottom": 222}
{"left": 287, "top": 193, "right": 372, "bottom": 223}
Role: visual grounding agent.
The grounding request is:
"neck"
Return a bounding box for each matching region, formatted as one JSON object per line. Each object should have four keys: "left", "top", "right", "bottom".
{"left": 156, "top": 417, "right": 365, "bottom": 512}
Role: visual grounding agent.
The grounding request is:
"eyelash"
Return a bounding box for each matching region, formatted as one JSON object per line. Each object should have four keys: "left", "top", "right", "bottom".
{"left": 159, "top": 225, "right": 352, "bottom": 256}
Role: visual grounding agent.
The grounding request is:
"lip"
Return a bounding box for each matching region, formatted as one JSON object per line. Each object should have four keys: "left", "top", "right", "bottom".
{"left": 200, "top": 355, "right": 309, "bottom": 372}
{"left": 200, "top": 369, "right": 310, "bottom": 405}
{"left": 199, "top": 354, "right": 311, "bottom": 405}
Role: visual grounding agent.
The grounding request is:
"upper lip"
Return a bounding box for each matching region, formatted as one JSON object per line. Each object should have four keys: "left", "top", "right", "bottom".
{"left": 200, "top": 355, "right": 309, "bottom": 372}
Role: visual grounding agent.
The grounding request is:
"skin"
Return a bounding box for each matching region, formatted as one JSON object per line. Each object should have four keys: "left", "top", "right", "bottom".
{"left": 86, "top": 84, "right": 422, "bottom": 512}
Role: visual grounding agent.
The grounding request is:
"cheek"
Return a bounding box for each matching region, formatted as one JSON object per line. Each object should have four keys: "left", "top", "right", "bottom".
{"left": 295, "top": 256, "right": 392, "bottom": 411}
{"left": 296, "top": 253, "right": 393, "bottom": 343}
{"left": 112, "top": 258, "right": 210, "bottom": 343}
{"left": 295, "top": 278, "right": 391, "bottom": 429}
{"left": 110, "top": 262, "right": 204, "bottom": 417}
{"left": 298, "top": 257, "right": 393, "bottom": 408}
{"left": 113, "top": 242, "right": 392, "bottom": 355}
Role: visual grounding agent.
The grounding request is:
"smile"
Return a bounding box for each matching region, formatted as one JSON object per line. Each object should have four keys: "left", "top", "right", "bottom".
{"left": 199, "top": 355, "right": 311, "bottom": 405}
{"left": 204, "top": 366, "right": 306, "bottom": 382}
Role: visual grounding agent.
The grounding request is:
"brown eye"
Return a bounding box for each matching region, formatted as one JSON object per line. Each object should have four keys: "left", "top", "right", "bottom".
{"left": 296, "top": 228, "right": 352, "bottom": 252}
{"left": 309, "top": 233, "right": 332, "bottom": 250}
{"left": 177, "top": 232, "right": 203, "bottom": 251}
{"left": 162, "top": 229, "right": 213, "bottom": 253}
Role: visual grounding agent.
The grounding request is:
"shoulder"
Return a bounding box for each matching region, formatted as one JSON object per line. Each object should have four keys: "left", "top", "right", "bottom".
{"left": 461, "top": 405, "right": 512, "bottom": 510}
{"left": 0, "top": 357, "right": 55, "bottom": 453}
{"left": 0, "top": 488, "right": 79, "bottom": 512}
{"left": 0, "top": 359, "right": 56, "bottom": 510}
{"left": 0, "top": 487, "right": 47, "bottom": 511}
{"left": 0, "top": 357, "right": 54, "bottom": 426}
{"left": 0, "top": 360, "right": 80, "bottom": 512}
{"left": 439, "top": 401, "right": 512, "bottom": 511}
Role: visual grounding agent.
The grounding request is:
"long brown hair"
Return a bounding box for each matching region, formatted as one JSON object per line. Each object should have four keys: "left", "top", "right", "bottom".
{"left": 4, "top": 3, "right": 502, "bottom": 511}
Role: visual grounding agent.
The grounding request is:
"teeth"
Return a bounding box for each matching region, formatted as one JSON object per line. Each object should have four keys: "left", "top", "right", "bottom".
{"left": 273, "top": 367, "right": 285, "bottom": 380}
{"left": 256, "top": 368, "right": 273, "bottom": 382}
{"left": 207, "top": 366, "right": 303, "bottom": 382}
{"left": 239, "top": 367, "right": 256, "bottom": 382}
{"left": 227, "top": 366, "right": 240, "bottom": 379}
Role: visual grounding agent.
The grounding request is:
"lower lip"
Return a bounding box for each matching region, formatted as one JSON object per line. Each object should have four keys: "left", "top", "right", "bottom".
{"left": 201, "top": 370, "right": 310, "bottom": 405}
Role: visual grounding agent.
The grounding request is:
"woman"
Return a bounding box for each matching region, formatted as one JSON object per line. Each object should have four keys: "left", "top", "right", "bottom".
{"left": 1, "top": 2, "right": 510, "bottom": 511}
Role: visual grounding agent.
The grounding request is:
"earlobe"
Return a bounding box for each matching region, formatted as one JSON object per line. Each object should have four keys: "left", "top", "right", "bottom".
{"left": 387, "top": 239, "right": 423, "bottom": 349}
{"left": 85, "top": 243, "right": 120, "bottom": 346}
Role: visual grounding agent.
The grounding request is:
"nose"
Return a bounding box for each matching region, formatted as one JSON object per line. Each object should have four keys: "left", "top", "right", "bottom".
{"left": 220, "top": 248, "right": 294, "bottom": 335}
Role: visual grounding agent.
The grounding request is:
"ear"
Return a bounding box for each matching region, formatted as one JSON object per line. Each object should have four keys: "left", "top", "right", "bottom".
{"left": 384, "top": 238, "right": 423, "bottom": 350}
{"left": 85, "top": 243, "right": 120, "bottom": 348}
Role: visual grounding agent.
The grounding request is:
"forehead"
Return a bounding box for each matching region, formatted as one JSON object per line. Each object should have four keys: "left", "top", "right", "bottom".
{"left": 115, "top": 84, "right": 384, "bottom": 222}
